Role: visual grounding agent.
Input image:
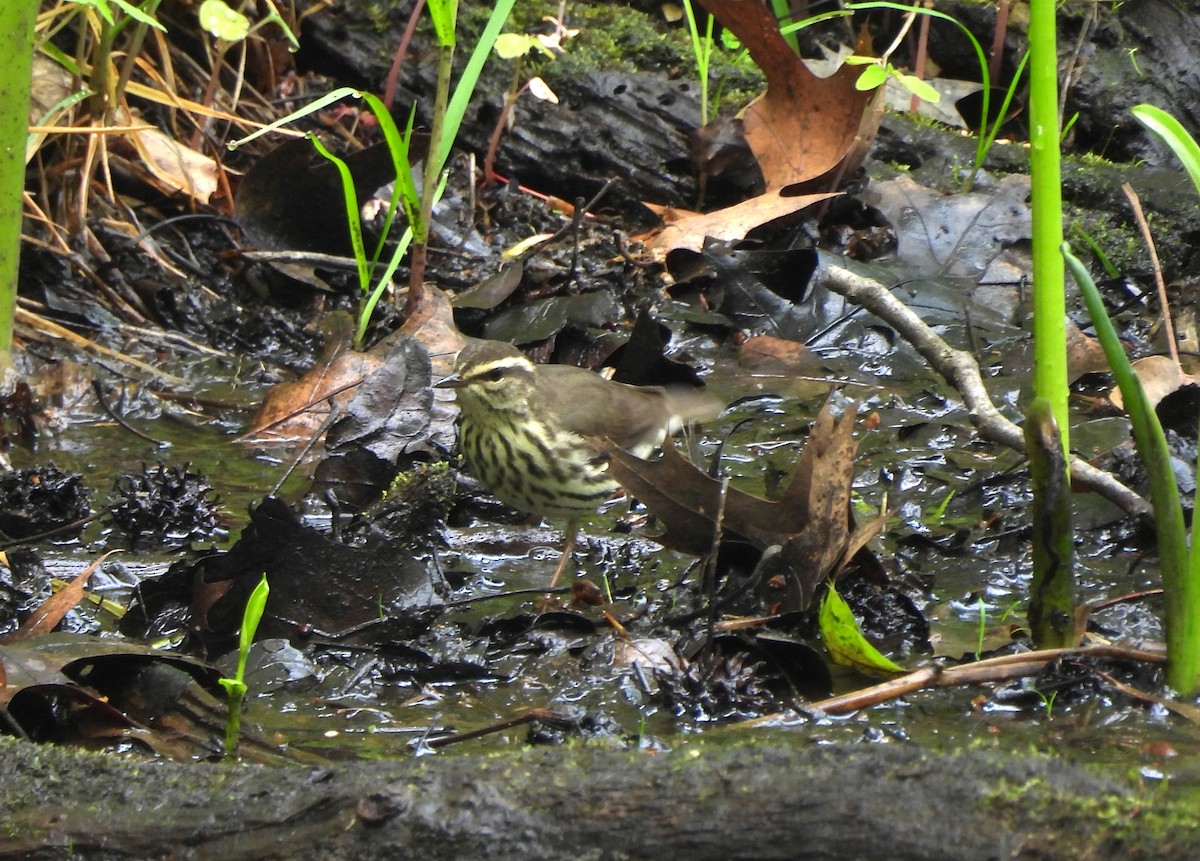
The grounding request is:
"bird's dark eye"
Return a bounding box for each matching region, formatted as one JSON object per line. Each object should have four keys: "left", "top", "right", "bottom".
{"left": 484, "top": 367, "right": 504, "bottom": 382}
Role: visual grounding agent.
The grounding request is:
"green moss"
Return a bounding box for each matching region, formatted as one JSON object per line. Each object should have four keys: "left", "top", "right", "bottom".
{"left": 383, "top": 459, "right": 452, "bottom": 501}
{"left": 1067, "top": 209, "right": 1144, "bottom": 275}
{"left": 987, "top": 772, "right": 1200, "bottom": 854}
{"left": 357, "top": 0, "right": 408, "bottom": 34}
{"left": 478, "top": 0, "right": 763, "bottom": 116}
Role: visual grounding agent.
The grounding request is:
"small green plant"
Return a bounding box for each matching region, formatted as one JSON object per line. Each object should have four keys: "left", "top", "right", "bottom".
{"left": 778, "top": 2, "right": 1018, "bottom": 194}
{"left": 483, "top": 32, "right": 560, "bottom": 183}
{"left": 927, "top": 489, "right": 955, "bottom": 526}
{"left": 231, "top": 0, "right": 515, "bottom": 344}
{"left": 197, "top": 0, "right": 298, "bottom": 46}
{"left": 1060, "top": 111, "right": 1080, "bottom": 144}
{"left": 219, "top": 573, "right": 270, "bottom": 757}
{"left": 974, "top": 598, "right": 1024, "bottom": 661}
{"left": 1033, "top": 686, "right": 1058, "bottom": 719}
{"left": 842, "top": 54, "right": 940, "bottom": 103}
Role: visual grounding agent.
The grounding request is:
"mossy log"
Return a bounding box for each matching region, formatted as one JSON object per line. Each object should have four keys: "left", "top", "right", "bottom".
{"left": 1, "top": 737, "right": 1196, "bottom": 860}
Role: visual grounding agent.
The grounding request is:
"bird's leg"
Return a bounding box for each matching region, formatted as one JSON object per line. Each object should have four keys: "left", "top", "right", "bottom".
{"left": 548, "top": 516, "right": 580, "bottom": 588}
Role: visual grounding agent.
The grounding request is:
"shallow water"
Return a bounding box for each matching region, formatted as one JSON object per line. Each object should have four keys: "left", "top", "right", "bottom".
{"left": 7, "top": 336, "right": 1198, "bottom": 788}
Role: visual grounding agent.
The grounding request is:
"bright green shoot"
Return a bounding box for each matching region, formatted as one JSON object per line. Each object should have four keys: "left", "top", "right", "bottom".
{"left": 928, "top": 489, "right": 955, "bottom": 526}
{"left": 426, "top": 0, "right": 457, "bottom": 50}
{"left": 197, "top": 0, "right": 299, "bottom": 48}
{"left": 681, "top": 0, "right": 716, "bottom": 125}
{"left": 1026, "top": 0, "right": 1068, "bottom": 448}
{"left": 218, "top": 573, "right": 270, "bottom": 757}
{"left": 843, "top": 54, "right": 940, "bottom": 102}
{"left": 0, "top": 0, "right": 35, "bottom": 357}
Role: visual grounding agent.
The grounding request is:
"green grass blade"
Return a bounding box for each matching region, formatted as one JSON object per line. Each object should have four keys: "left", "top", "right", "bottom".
{"left": 1132, "top": 104, "right": 1200, "bottom": 201}
{"left": 308, "top": 134, "right": 369, "bottom": 294}
{"left": 1065, "top": 243, "right": 1199, "bottom": 693}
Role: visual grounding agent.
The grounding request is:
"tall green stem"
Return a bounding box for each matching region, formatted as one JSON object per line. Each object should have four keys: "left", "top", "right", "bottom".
{"left": 406, "top": 1, "right": 457, "bottom": 319}
{"left": 0, "top": 0, "right": 35, "bottom": 358}
{"left": 1027, "top": 0, "right": 1068, "bottom": 451}
{"left": 1024, "top": 398, "right": 1075, "bottom": 647}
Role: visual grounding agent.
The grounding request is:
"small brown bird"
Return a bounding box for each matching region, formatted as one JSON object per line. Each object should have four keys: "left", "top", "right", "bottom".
{"left": 436, "top": 340, "right": 717, "bottom": 587}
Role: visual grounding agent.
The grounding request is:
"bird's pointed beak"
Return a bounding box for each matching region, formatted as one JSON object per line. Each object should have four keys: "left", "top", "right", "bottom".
{"left": 434, "top": 373, "right": 465, "bottom": 389}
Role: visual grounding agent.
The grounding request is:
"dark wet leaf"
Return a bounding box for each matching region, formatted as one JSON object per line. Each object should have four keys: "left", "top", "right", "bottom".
{"left": 750, "top": 631, "right": 833, "bottom": 695}
{"left": 607, "top": 310, "right": 707, "bottom": 387}
{"left": 190, "top": 497, "right": 441, "bottom": 649}
{"left": 0, "top": 635, "right": 224, "bottom": 751}
{"left": 313, "top": 337, "right": 455, "bottom": 507}
{"left": 686, "top": 116, "right": 763, "bottom": 201}
{"left": 666, "top": 242, "right": 819, "bottom": 340}
{"left": 325, "top": 337, "right": 436, "bottom": 461}
{"left": 451, "top": 263, "right": 525, "bottom": 310}
{"left": 235, "top": 138, "right": 405, "bottom": 255}
{"left": 480, "top": 291, "right": 620, "bottom": 344}
{"left": 868, "top": 174, "right": 1032, "bottom": 285}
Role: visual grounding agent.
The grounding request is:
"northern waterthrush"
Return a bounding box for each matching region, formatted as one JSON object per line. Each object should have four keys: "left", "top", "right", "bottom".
{"left": 436, "top": 340, "right": 716, "bottom": 587}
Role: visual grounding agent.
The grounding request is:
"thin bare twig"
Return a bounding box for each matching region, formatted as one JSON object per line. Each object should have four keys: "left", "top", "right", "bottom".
{"left": 738, "top": 642, "right": 1166, "bottom": 721}
{"left": 818, "top": 262, "right": 1152, "bottom": 518}
{"left": 1122, "top": 182, "right": 1179, "bottom": 369}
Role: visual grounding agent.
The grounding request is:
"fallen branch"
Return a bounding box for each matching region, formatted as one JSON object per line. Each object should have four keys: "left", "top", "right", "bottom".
{"left": 819, "top": 262, "right": 1152, "bottom": 518}
{"left": 740, "top": 642, "right": 1166, "bottom": 722}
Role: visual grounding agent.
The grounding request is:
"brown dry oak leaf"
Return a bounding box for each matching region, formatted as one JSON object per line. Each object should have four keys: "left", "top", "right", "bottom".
{"left": 597, "top": 397, "right": 868, "bottom": 609}
{"left": 701, "top": 0, "right": 883, "bottom": 190}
